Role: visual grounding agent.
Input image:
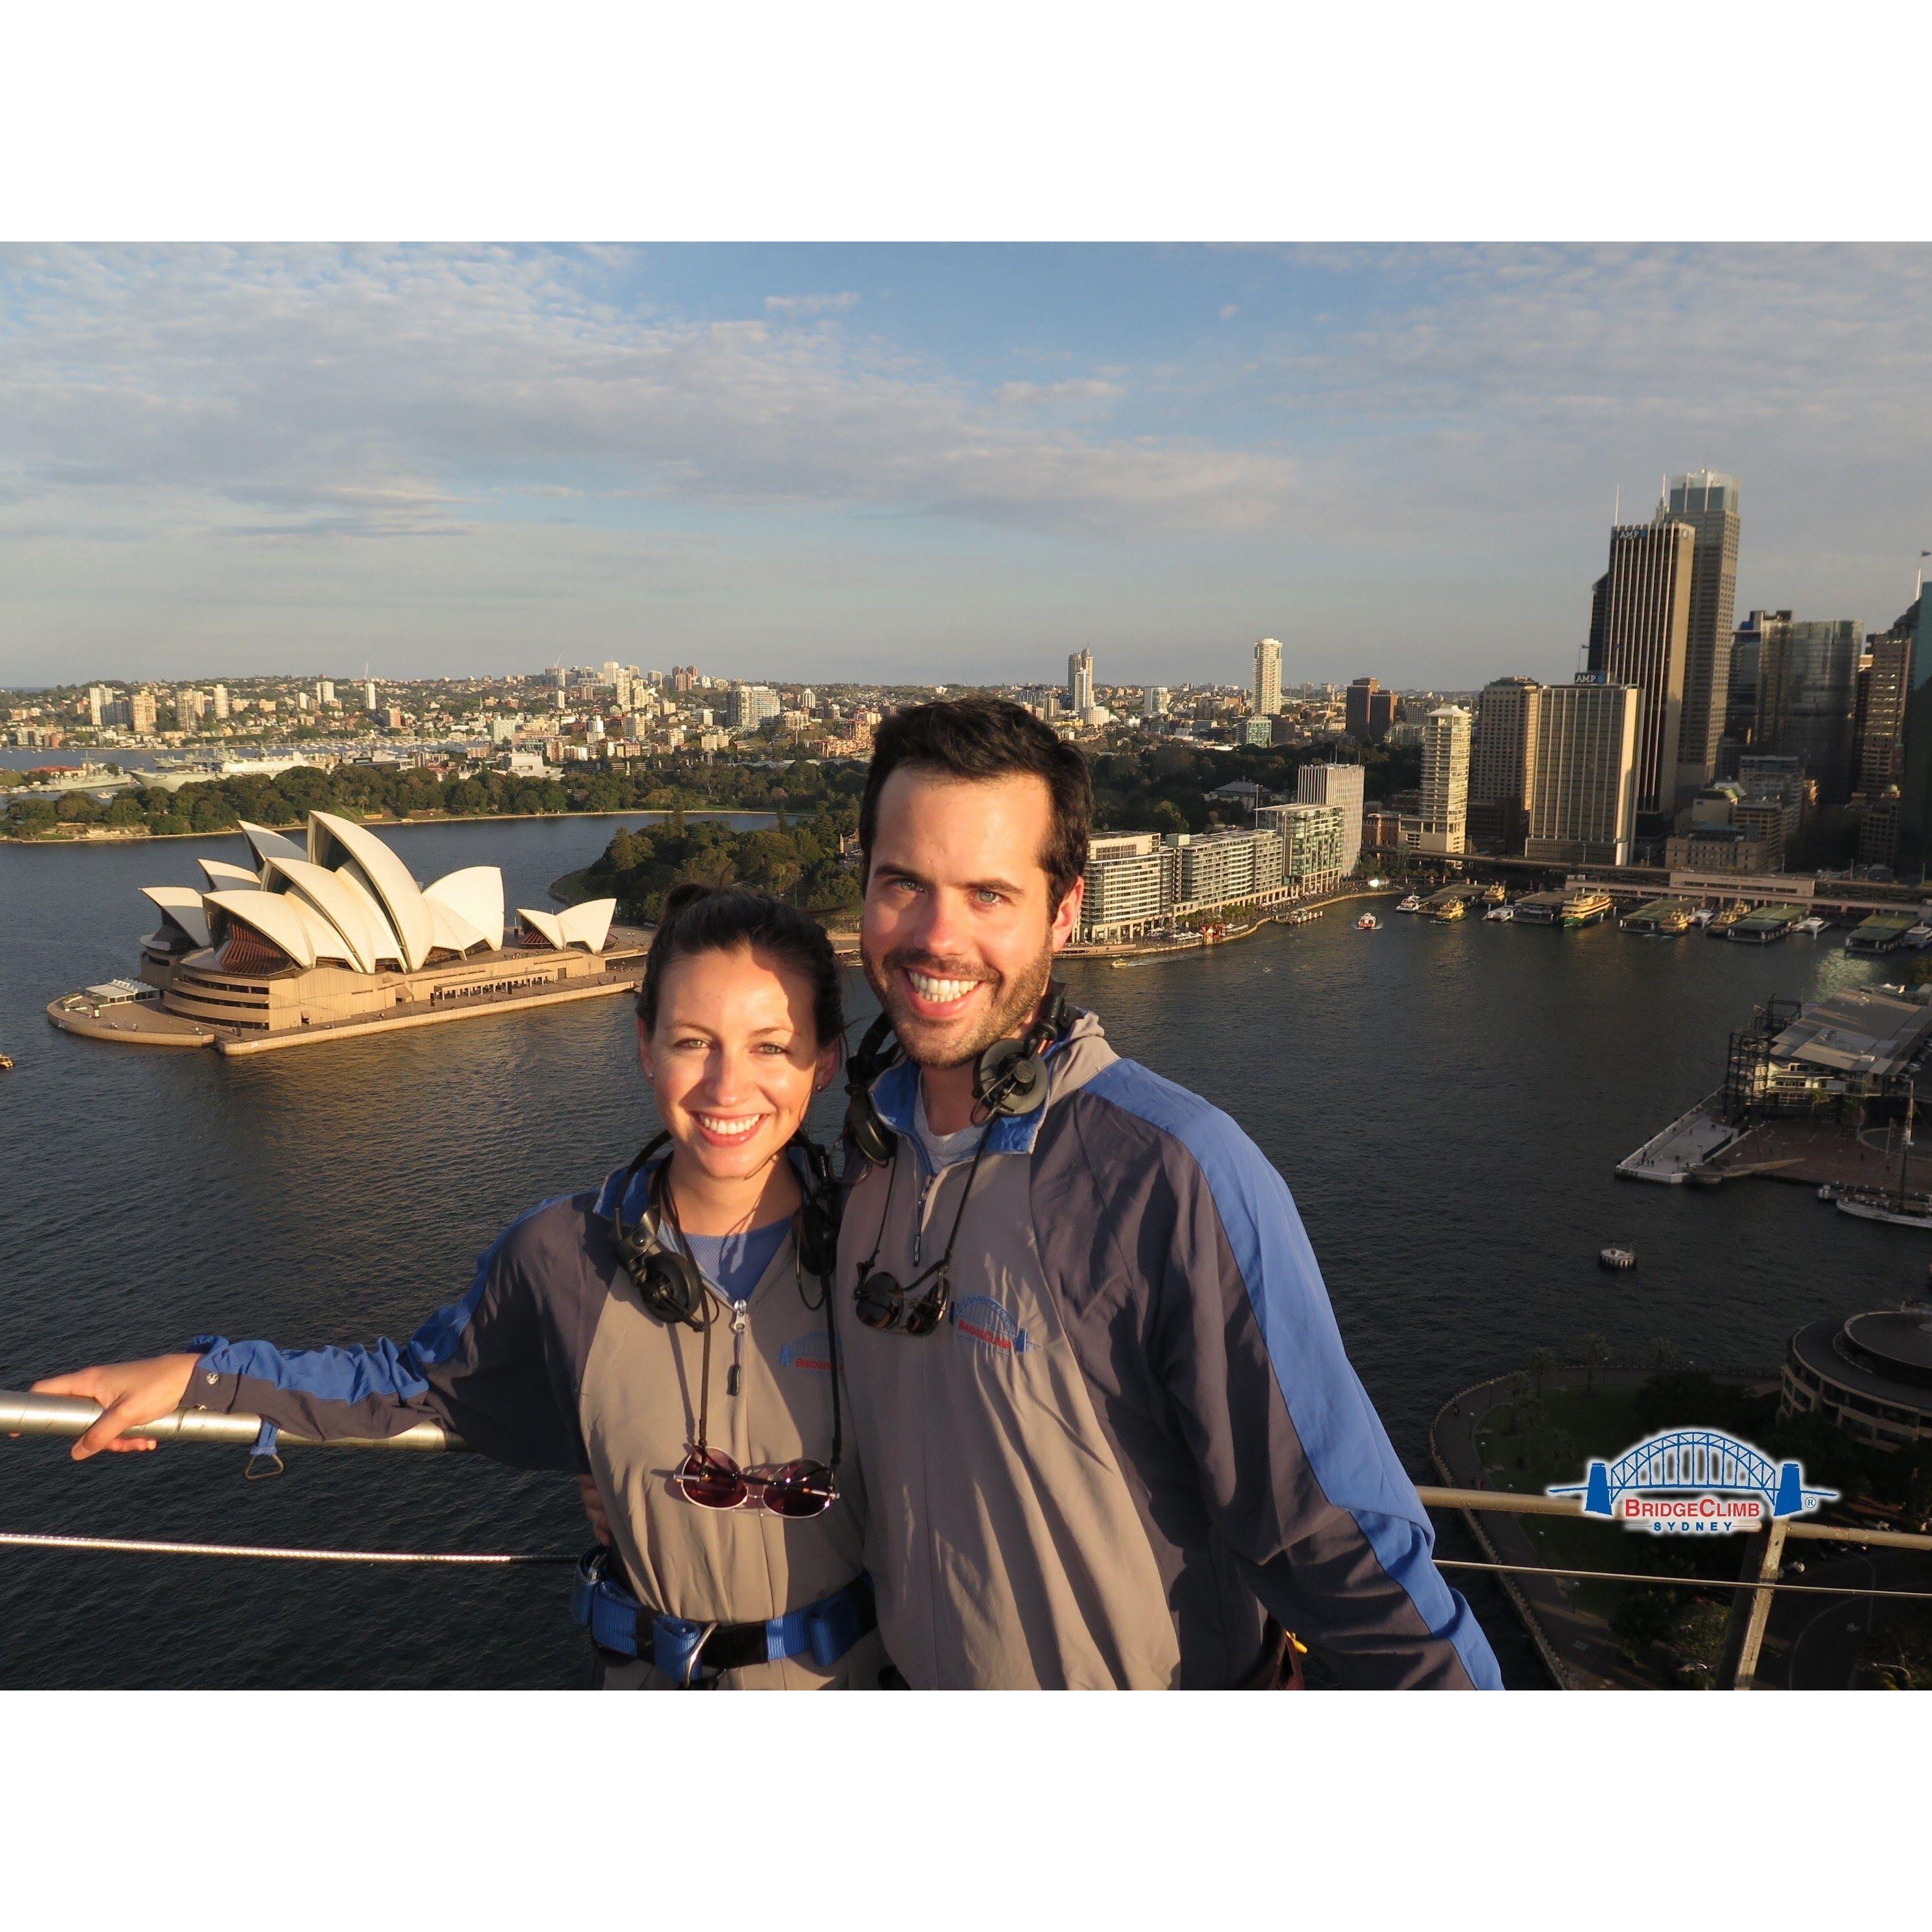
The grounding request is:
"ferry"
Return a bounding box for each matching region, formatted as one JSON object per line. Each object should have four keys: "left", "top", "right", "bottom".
{"left": 1706, "top": 904, "right": 1747, "bottom": 935}
{"left": 1275, "top": 906, "right": 1321, "bottom": 926}
{"left": 1483, "top": 904, "right": 1513, "bottom": 922}
{"left": 1905, "top": 924, "right": 1932, "bottom": 951}
{"left": 1558, "top": 887, "right": 1614, "bottom": 929}
{"left": 1355, "top": 913, "right": 1380, "bottom": 932}
{"left": 1794, "top": 915, "right": 1828, "bottom": 936}
{"left": 1599, "top": 1245, "right": 1637, "bottom": 1271}
{"left": 1424, "top": 896, "right": 1468, "bottom": 922}
{"left": 1689, "top": 908, "right": 1716, "bottom": 928}
{"left": 1395, "top": 894, "right": 1423, "bottom": 914}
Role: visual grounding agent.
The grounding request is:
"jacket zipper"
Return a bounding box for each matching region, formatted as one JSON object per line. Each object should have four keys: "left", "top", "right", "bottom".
{"left": 726, "top": 1299, "right": 749, "bottom": 1396}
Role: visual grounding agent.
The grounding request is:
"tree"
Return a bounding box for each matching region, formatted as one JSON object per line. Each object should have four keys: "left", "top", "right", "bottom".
{"left": 1648, "top": 1336, "right": 1675, "bottom": 1376}
{"left": 1529, "top": 1347, "right": 1558, "bottom": 1395}
{"left": 1503, "top": 1370, "right": 1532, "bottom": 1433}
{"left": 1581, "top": 1332, "right": 1612, "bottom": 1395}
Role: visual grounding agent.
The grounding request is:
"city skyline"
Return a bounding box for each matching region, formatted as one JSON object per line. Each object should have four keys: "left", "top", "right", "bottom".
{"left": 3, "top": 244, "right": 1930, "bottom": 690}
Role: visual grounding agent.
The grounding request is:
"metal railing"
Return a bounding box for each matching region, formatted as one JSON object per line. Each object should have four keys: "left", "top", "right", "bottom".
{"left": 7, "top": 1392, "right": 1929, "bottom": 1688}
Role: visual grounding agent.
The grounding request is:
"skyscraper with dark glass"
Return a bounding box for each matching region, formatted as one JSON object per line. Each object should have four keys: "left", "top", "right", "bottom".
{"left": 1754, "top": 616, "right": 1861, "bottom": 803}
{"left": 1592, "top": 519, "right": 1695, "bottom": 821}
{"left": 1664, "top": 472, "right": 1741, "bottom": 798}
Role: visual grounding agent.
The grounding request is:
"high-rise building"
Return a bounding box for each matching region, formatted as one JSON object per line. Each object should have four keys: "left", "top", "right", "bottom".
{"left": 212, "top": 684, "right": 230, "bottom": 721}
{"left": 728, "top": 683, "right": 781, "bottom": 731}
{"left": 1345, "top": 676, "right": 1395, "bottom": 743}
{"left": 1079, "top": 833, "right": 1181, "bottom": 941}
{"left": 1754, "top": 617, "right": 1861, "bottom": 803}
{"left": 1724, "top": 608, "right": 1779, "bottom": 757}
{"left": 86, "top": 685, "right": 112, "bottom": 729}
{"left": 1142, "top": 685, "right": 1169, "bottom": 722}
{"left": 1067, "top": 648, "right": 1096, "bottom": 715}
{"left": 1523, "top": 679, "right": 1640, "bottom": 867}
{"left": 1592, "top": 519, "right": 1695, "bottom": 818}
{"left": 363, "top": 679, "right": 378, "bottom": 712}
{"left": 1468, "top": 676, "right": 1542, "bottom": 852}
{"left": 1665, "top": 471, "right": 1741, "bottom": 797}
{"left": 1293, "top": 762, "right": 1365, "bottom": 875}
{"left": 128, "top": 690, "right": 158, "bottom": 735}
{"left": 1418, "top": 705, "right": 1471, "bottom": 854}
{"left": 317, "top": 679, "right": 335, "bottom": 708}
{"left": 1255, "top": 802, "right": 1346, "bottom": 891}
{"left": 1853, "top": 626, "right": 1911, "bottom": 801}
{"left": 1252, "top": 637, "right": 1282, "bottom": 718}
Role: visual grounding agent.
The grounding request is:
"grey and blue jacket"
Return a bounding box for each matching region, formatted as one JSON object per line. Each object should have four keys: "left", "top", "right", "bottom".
{"left": 181, "top": 1152, "right": 880, "bottom": 1689}
{"left": 838, "top": 1006, "right": 1503, "bottom": 1690}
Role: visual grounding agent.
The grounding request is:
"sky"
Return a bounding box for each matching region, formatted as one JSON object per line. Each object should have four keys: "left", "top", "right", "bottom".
{"left": 3, "top": 242, "right": 1929, "bottom": 693}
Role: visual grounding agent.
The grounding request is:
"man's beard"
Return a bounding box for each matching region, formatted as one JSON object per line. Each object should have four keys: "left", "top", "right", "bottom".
{"left": 862, "top": 939, "right": 1055, "bottom": 1070}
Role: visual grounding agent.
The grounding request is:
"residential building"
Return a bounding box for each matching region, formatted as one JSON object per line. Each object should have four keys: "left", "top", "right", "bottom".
{"left": 1253, "top": 637, "right": 1282, "bottom": 718}
{"left": 1754, "top": 616, "right": 1861, "bottom": 803}
{"left": 1468, "top": 676, "right": 1540, "bottom": 851}
{"left": 1172, "top": 826, "right": 1284, "bottom": 908}
{"left": 317, "top": 679, "right": 335, "bottom": 708}
{"left": 363, "top": 679, "right": 378, "bottom": 712}
{"left": 128, "top": 690, "right": 158, "bottom": 735}
{"left": 212, "top": 685, "right": 230, "bottom": 722}
{"left": 1142, "top": 685, "right": 1169, "bottom": 722}
{"left": 1590, "top": 519, "right": 1695, "bottom": 818}
{"left": 1078, "top": 834, "right": 1180, "bottom": 941}
{"left": 1521, "top": 679, "right": 1639, "bottom": 867}
{"left": 1254, "top": 802, "right": 1346, "bottom": 893}
{"left": 1417, "top": 705, "right": 1471, "bottom": 854}
{"left": 727, "top": 683, "right": 781, "bottom": 731}
{"left": 1240, "top": 717, "right": 1273, "bottom": 746}
{"left": 1293, "top": 761, "right": 1365, "bottom": 875}
{"left": 1665, "top": 471, "right": 1742, "bottom": 797}
{"left": 1067, "top": 648, "right": 1096, "bottom": 715}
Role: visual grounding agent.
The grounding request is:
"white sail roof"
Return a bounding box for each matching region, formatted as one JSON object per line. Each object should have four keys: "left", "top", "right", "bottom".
{"left": 519, "top": 899, "right": 615, "bottom": 954}
{"left": 307, "top": 811, "right": 434, "bottom": 970}
{"left": 238, "top": 821, "right": 307, "bottom": 871}
{"left": 199, "top": 858, "right": 261, "bottom": 891}
{"left": 261, "top": 857, "right": 386, "bottom": 975}
{"left": 203, "top": 888, "right": 324, "bottom": 970}
{"left": 140, "top": 886, "right": 211, "bottom": 950}
{"left": 423, "top": 867, "right": 505, "bottom": 953}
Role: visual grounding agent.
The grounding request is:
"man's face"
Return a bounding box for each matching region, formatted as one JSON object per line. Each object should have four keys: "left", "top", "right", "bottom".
{"left": 860, "top": 766, "right": 1083, "bottom": 1069}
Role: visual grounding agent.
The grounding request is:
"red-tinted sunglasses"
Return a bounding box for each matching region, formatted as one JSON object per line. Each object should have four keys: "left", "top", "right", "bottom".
{"left": 672, "top": 1446, "right": 840, "bottom": 1520}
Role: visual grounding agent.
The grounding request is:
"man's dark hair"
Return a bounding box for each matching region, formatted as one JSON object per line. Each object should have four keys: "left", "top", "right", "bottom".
{"left": 859, "top": 696, "right": 1093, "bottom": 910}
{"left": 637, "top": 884, "right": 845, "bottom": 1049}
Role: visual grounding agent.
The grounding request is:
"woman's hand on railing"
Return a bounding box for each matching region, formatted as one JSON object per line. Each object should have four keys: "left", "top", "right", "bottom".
{"left": 576, "top": 1474, "right": 613, "bottom": 1544}
{"left": 27, "top": 1355, "right": 201, "bottom": 1459}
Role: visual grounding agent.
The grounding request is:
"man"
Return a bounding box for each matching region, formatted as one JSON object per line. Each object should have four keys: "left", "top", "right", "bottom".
{"left": 838, "top": 696, "right": 1501, "bottom": 1688}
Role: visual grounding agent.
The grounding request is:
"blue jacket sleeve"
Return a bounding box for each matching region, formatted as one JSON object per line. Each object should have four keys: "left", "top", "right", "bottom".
{"left": 1152, "top": 1111, "right": 1503, "bottom": 1688}
{"left": 185, "top": 1208, "right": 589, "bottom": 1473}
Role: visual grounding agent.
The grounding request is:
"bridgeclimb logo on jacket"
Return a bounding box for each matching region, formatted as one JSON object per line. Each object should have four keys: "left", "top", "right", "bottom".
{"left": 779, "top": 1332, "right": 833, "bottom": 1373}
{"left": 952, "top": 1295, "right": 1035, "bottom": 1357}
{"left": 1547, "top": 1428, "right": 1837, "bottom": 1534}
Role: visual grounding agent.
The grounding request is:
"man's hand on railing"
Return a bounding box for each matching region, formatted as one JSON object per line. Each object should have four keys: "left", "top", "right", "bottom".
{"left": 25, "top": 1355, "right": 201, "bottom": 1459}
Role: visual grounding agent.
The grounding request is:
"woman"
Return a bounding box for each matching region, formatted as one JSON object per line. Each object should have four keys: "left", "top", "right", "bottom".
{"left": 34, "top": 884, "right": 880, "bottom": 1690}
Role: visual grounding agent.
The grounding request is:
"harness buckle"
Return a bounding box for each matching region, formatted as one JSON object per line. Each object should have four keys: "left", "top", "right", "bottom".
{"left": 244, "top": 1419, "right": 284, "bottom": 1482}
{"left": 654, "top": 1614, "right": 722, "bottom": 1687}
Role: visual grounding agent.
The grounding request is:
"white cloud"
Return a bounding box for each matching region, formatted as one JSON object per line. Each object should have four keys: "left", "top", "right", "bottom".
{"left": 762, "top": 290, "right": 862, "bottom": 314}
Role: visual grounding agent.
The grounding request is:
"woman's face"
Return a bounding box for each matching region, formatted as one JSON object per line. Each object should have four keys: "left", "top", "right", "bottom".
{"left": 638, "top": 943, "right": 837, "bottom": 1186}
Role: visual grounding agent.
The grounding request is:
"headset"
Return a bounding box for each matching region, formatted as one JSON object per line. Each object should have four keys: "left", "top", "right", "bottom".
{"left": 608, "top": 1130, "right": 840, "bottom": 1326}
{"left": 843, "top": 984, "right": 1072, "bottom": 1169}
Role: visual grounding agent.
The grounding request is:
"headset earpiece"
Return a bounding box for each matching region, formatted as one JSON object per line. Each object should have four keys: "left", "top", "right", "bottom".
{"left": 844, "top": 1012, "right": 904, "bottom": 1168}
{"left": 971, "top": 985, "right": 1070, "bottom": 1119}
{"left": 606, "top": 1135, "right": 709, "bottom": 1328}
{"left": 794, "top": 1135, "right": 841, "bottom": 1279}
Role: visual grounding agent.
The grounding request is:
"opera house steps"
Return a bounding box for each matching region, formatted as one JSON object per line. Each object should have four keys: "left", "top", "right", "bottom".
{"left": 45, "top": 812, "right": 647, "bottom": 1057}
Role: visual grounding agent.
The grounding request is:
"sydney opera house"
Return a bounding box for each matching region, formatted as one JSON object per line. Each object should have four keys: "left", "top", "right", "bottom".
{"left": 48, "top": 812, "right": 645, "bottom": 1055}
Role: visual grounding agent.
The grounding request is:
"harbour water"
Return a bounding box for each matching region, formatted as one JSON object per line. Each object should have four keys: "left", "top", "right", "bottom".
{"left": 2, "top": 820, "right": 1924, "bottom": 1686}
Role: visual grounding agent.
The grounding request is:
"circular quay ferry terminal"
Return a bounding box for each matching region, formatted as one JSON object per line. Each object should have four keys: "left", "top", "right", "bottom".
{"left": 43, "top": 812, "right": 648, "bottom": 1057}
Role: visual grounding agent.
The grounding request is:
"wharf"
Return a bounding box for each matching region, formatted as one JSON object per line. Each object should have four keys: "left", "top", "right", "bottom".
{"left": 1705, "top": 1118, "right": 1932, "bottom": 1194}
{"left": 1615, "top": 1092, "right": 1742, "bottom": 1183}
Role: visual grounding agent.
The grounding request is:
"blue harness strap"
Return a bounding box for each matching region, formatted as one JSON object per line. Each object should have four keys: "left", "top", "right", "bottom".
{"left": 570, "top": 1549, "right": 875, "bottom": 1682}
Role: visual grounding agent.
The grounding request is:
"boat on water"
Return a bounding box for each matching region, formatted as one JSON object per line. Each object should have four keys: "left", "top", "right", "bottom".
{"left": 1794, "top": 915, "right": 1828, "bottom": 936}
{"left": 1356, "top": 914, "right": 1380, "bottom": 931}
{"left": 0, "top": 1052, "right": 12, "bottom": 1071}
{"left": 1395, "top": 894, "right": 1423, "bottom": 914}
{"left": 1621, "top": 896, "right": 1694, "bottom": 936}
{"left": 1559, "top": 888, "right": 1614, "bottom": 929}
{"left": 1838, "top": 1194, "right": 1932, "bottom": 1230}
{"left": 1599, "top": 1245, "right": 1637, "bottom": 1271}
{"left": 1424, "top": 896, "right": 1468, "bottom": 922}
{"left": 1483, "top": 904, "right": 1513, "bottom": 922}
{"left": 1690, "top": 908, "right": 1716, "bottom": 927}
{"left": 1905, "top": 924, "right": 1932, "bottom": 950}
{"left": 1706, "top": 904, "right": 1747, "bottom": 935}
{"left": 1275, "top": 906, "right": 1320, "bottom": 926}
